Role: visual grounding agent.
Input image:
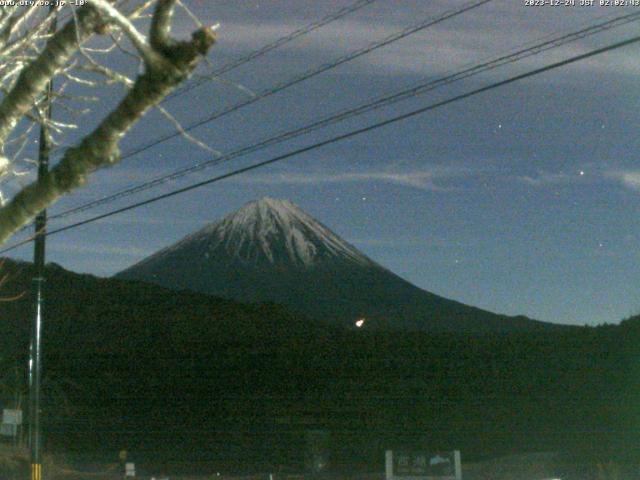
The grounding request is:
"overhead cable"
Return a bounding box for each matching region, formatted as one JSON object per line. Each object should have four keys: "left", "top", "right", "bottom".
{"left": 2, "top": 32, "right": 638, "bottom": 254}
{"left": 48, "top": 9, "right": 640, "bottom": 221}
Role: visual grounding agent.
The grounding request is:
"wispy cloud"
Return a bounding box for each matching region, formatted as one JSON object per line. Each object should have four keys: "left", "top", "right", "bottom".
{"left": 350, "top": 237, "right": 475, "bottom": 248}
{"left": 606, "top": 170, "right": 640, "bottom": 191}
{"left": 519, "top": 169, "right": 640, "bottom": 191}
{"left": 228, "top": 169, "right": 461, "bottom": 191}
{"left": 214, "top": 8, "right": 640, "bottom": 78}
{"left": 515, "top": 172, "right": 579, "bottom": 187}
{"left": 350, "top": 237, "right": 428, "bottom": 248}
{"left": 217, "top": 19, "right": 522, "bottom": 76}
{"left": 48, "top": 243, "right": 150, "bottom": 257}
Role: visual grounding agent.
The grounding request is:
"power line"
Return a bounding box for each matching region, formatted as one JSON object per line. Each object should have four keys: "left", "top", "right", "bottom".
{"left": 1, "top": 0, "right": 379, "bottom": 230}
{"left": 44, "top": 0, "right": 494, "bottom": 220}
{"left": 41, "top": 0, "right": 377, "bottom": 161}
{"left": 165, "top": 0, "right": 378, "bottom": 101}
{"left": 96, "top": 0, "right": 494, "bottom": 164}
{"left": 1, "top": 32, "right": 638, "bottom": 254}
{"left": 47, "top": 9, "right": 640, "bottom": 222}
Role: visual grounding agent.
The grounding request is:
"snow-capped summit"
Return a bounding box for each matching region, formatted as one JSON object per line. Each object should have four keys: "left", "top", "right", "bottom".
{"left": 173, "top": 197, "right": 375, "bottom": 268}
{"left": 118, "top": 198, "right": 552, "bottom": 332}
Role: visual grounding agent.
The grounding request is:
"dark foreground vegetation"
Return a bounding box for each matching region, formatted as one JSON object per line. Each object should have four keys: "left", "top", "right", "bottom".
{"left": 0, "top": 259, "right": 638, "bottom": 478}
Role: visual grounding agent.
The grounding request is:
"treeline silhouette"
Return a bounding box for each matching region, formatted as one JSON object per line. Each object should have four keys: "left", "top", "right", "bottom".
{"left": 0, "top": 259, "right": 637, "bottom": 475}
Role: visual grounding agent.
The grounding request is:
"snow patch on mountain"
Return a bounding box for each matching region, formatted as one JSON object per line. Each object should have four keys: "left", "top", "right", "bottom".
{"left": 139, "top": 198, "right": 376, "bottom": 269}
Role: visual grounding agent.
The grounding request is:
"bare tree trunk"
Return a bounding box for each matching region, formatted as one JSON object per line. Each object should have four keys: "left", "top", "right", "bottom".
{"left": 0, "top": 1, "right": 217, "bottom": 245}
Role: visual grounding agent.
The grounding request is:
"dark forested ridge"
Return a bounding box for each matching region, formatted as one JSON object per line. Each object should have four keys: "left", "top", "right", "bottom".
{"left": 0, "top": 259, "right": 636, "bottom": 474}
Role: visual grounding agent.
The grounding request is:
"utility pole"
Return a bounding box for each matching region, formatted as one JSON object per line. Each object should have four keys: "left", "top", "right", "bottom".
{"left": 28, "top": 7, "right": 56, "bottom": 480}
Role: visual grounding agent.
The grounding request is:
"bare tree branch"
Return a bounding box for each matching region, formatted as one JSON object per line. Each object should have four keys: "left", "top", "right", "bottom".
{"left": 87, "top": 0, "right": 165, "bottom": 68}
{"left": 0, "top": 6, "right": 103, "bottom": 145}
{"left": 150, "top": 0, "right": 176, "bottom": 51}
{"left": 0, "top": 5, "right": 217, "bottom": 244}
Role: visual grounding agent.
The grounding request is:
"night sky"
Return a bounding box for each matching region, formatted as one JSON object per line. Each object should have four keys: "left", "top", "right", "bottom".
{"left": 5, "top": 0, "right": 640, "bottom": 326}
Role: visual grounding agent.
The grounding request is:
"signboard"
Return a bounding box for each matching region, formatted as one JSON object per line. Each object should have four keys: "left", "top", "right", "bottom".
{"left": 125, "top": 462, "right": 136, "bottom": 477}
{"left": 2, "top": 409, "right": 22, "bottom": 425}
{"left": 0, "top": 423, "right": 17, "bottom": 437}
{"left": 385, "top": 450, "right": 462, "bottom": 480}
{"left": 304, "top": 429, "right": 331, "bottom": 473}
{"left": 0, "top": 409, "right": 22, "bottom": 438}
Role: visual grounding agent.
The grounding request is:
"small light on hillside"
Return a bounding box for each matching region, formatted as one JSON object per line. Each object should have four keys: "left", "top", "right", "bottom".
{"left": 355, "top": 318, "right": 365, "bottom": 328}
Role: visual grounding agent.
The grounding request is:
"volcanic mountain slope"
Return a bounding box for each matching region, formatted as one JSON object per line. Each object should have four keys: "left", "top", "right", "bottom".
{"left": 117, "top": 197, "right": 557, "bottom": 332}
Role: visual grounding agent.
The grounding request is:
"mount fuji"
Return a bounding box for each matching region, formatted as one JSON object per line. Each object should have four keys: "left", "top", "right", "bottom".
{"left": 117, "top": 198, "right": 555, "bottom": 332}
